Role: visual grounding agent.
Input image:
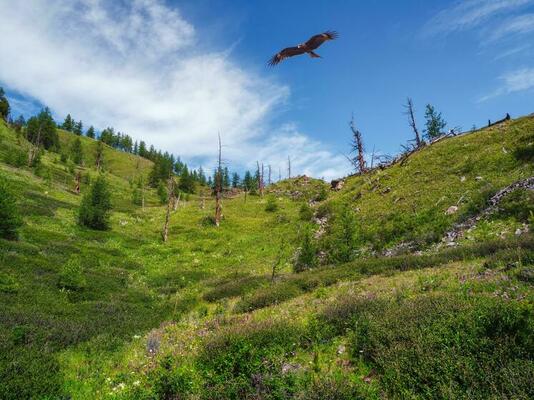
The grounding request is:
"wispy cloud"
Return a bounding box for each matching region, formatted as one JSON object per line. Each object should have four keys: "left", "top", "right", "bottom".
{"left": 479, "top": 67, "right": 534, "bottom": 101}
{"left": 423, "top": 0, "right": 533, "bottom": 36}
{"left": 489, "top": 13, "right": 534, "bottom": 40}
{"left": 0, "top": 0, "right": 349, "bottom": 180}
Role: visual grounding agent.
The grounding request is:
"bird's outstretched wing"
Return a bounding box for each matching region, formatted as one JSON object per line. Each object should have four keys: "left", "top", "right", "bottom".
{"left": 304, "top": 31, "right": 339, "bottom": 50}
{"left": 267, "top": 46, "right": 307, "bottom": 66}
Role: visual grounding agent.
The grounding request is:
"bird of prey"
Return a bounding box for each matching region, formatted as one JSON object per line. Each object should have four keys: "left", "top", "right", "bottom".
{"left": 268, "top": 31, "right": 339, "bottom": 66}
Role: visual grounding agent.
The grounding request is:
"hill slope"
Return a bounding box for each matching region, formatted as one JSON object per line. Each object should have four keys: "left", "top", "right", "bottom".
{"left": 0, "top": 117, "right": 533, "bottom": 399}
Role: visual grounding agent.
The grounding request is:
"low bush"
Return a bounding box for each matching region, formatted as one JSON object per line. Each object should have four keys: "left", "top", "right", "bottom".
{"left": 265, "top": 196, "right": 278, "bottom": 212}
{"left": 495, "top": 188, "right": 534, "bottom": 223}
{"left": 57, "top": 257, "right": 86, "bottom": 291}
{"left": 203, "top": 275, "right": 267, "bottom": 302}
{"left": 299, "top": 203, "right": 314, "bottom": 221}
{"left": 322, "top": 293, "right": 534, "bottom": 399}
{"left": 0, "top": 174, "right": 22, "bottom": 240}
{"left": 235, "top": 282, "right": 303, "bottom": 313}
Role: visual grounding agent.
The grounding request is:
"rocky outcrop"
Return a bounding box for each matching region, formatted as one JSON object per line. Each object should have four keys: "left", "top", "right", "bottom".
{"left": 442, "top": 177, "right": 534, "bottom": 245}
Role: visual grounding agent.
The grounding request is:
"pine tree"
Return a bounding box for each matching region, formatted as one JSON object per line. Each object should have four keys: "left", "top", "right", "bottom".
{"left": 71, "top": 137, "right": 84, "bottom": 165}
{"left": 331, "top": 207, "right": 358, "bottom": 263}
{"left": 157, "top": 181, "right": 168, "bottom": 204}
{"left": 78, "top": 175, "right": 112, "bottom": 230}
{"left": 293, "top": 229, "right": 317, "bottom": 273}
{"left": 26, "top": 108, "right": 59, "bottom": 151}
{"left": 223, "top": 167, "right": 230, "bottom": 189}
{"left": 0, "top": 87, "right": 10, "bottom": 121}
{"left": 62, "top": 114, "right": 74, "bottom": 132}
{"left": 0, "top": 174, "right": 23, "bottom": 240}
{"left": 73, "top": 120, "right": 83, "bottom": 136}
{"left": 86, "top": 126, "right": 96, "bottom": 139}
{"left": 424, "top": 104, "right": 447, "bottom": 140}
{"left": 231, "top": 172, "right": 240, "bottom": 188}
{"left": 178, "top": 165, "right": 195, "bottom": 193}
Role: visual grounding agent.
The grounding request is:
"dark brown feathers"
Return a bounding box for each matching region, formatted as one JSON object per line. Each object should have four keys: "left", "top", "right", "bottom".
{"left": 267, "top": 31, "right": 339, "bottom": 66}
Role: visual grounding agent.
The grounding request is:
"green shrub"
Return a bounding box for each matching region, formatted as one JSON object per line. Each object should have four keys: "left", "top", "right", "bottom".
{"left": 235, "top": 282, "right": 302, "bottom": 313}
{"left": 265, "top": 196, "right": 278, "bottom": 212}
{"left": 57, "top": 257, "right": 86, "bottom": 291}
{"left": 323, "top": 294, "right": 534, "bottom": 399}
{"left": 198, "top": 320, "right": 302, "bottom": 399}
{"left": 495, "top": 189, "right": 534, "bottom": 223}
{"left": 78, "top": 175, "right": 112, "bottom": 230}
{"left": 299, "top": 203, "right": 314, "bottom": 221}
{"left": 5, "top": 147, "right": 27, "bottom": 168}
{"left": 0, "top": 175, "right": 22, "bottom": 240}
{"left": 293, "top": 229, "right": 317, "bottom": 273}
{"left": 157, "top": 181, "right": 168, "bottom": 205}
{"left": 330, "top": 207, "right": 359, "bottom": 263}
{"left": 316, "top": 202, "right": 333, "bottom": 219}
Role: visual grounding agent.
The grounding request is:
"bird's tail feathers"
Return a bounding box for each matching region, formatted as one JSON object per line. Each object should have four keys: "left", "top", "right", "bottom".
{"left": 309, "top": 51, "right": 321, "bottom": 58}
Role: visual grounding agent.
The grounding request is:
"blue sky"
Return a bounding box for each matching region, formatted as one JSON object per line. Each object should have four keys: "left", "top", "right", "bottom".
{"left": 1, "top": 0, "right": 534, "bottom": 179}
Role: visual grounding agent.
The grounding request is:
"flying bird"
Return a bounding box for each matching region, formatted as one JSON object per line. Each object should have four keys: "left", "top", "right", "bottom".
{"left": 268, "top": 31, "right": 339, "bottom": 66}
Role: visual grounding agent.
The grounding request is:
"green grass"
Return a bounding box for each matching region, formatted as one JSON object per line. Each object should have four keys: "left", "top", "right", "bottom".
{"left": 0, "top": 116, "right": 533, "bottom": 399}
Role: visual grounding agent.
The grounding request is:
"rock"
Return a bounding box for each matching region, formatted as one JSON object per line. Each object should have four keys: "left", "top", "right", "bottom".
{"left": 445, "top": 205, "right": 459, "bottom": 215}
{"left": 475, "top": 176, "right": 483, "bottom": 181}
{"left": 515, "top": 228, "right": 523, "bottom": 236}
{"left": 337, "top": 345, "right": 346, "bottom": 355}
{"left": 460, "top": 176, "right": 466, "bottom": 182}
{"left": 331, "top": 179, "right": 345, "bottom": 191}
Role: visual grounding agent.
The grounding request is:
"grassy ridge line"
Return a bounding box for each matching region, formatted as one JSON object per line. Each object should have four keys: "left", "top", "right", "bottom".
{"left": 328, "top": 115, "right": 534, "bottom": 249}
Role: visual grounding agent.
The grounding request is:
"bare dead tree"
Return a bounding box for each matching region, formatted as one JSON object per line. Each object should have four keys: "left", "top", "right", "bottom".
{"left": 287, "top": 156, "right": 291, "bottom": 179}
{"left": 199, "top": 187, "right": 206, "bottom": 209}
{"left": 173, "top": 191, "right": 181, "bottom": 211}
{"left": 404, "top": 98, "right": 422, "bottom": 148}
{"left": 74, "top": 171, "right": 81, "bottom": 195}
{"left": 349, "top": 116, "right": 367, "bottom": 174}
{"left": 257, "top": 161, "right": 264, "bottom": 197}
{"left": 271, "top": 238, "right": 286, "bottom": 283}
{"left": 28, "top": 124, "right": 43, "bottom": 167}
{"left": 214, "top": 134, "right": 223, "bottom": 226}
{"left": 268, "top": 165, "right": 272, "bottom": 186}
{"left": 162, "top": 177, "right": 175, "bottom": 242}
{"left": 278, "top": 167, "right": 282, "bottom": 182}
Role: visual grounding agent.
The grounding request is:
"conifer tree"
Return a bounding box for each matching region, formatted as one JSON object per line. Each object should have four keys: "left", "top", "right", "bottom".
{"left": 424, "top": 104, "right": 447, "bottom": 140}
{"left": 0, "top": 174, "right": 22, "bottom": 240}
{"left": 78, "top": 175, "right": 112, "bottom": 230}
{"left": 95, "top": 140, "right": 104, "bottom": 170}
{"left": 73, "top": 120, "right": 83, "bottom": 135}
{"left": 293, "top": 229, "right": 317, "bottom": 273}
{"left": 62, "top": 114, "right": 74, "bottom": 132}
{"left": 0, "top": 87, "right": 10, "bottom": 121}
{"left": 331, "top": 207, "right": 358, "bottom": 263}
{"left": 71, "top": 137, "right": 84, "bottom": 165}
{"left": 86, "top": 126, "right": 96, "bottom": 139}
{"left": 231, "top": 172, "right": 240, "bottom": 188}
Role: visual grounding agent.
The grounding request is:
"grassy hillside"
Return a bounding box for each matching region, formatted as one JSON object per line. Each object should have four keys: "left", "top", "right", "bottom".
{"left": 0, "top": 117, "right": 533, "bottom": 399}
{"left": 326, "top": 116, "right": 534, "bottom": 250}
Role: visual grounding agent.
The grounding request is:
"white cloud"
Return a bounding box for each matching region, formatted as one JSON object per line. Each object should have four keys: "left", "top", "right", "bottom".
{"left": 489, "top": 13, "right": 534, "bottom": 40}
{"left": 479, "top": 67, "right": 534, "bottom": 101}
{"left": 0, "top": 0, "right": 347, "bottom": 179}
{"left": 423, "top": 0, "right": 533, "bottom": 36}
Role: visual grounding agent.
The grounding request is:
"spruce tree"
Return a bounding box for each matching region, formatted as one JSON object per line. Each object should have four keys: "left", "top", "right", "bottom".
{"left": 62, "top": 114, "right": 74, "bottom": 132}
{"left": 71, "top": 137, "right": 84, "bottom": 165}
{"left": 0, "top": 87, "right": 10, "bottom": 121}
{"left": 424, "top": 104, "right": 447, "bottom": 140}
{"left": 232, "top": 172, "right": 240, "bottom": 188}
{"left": 0, "top": 174, "right": 22, "bottom": 240}
{"left": 332, "top": 207, "right": 358, "bottom": 263}
{"left": 26, "top": 108, "right": 59, "bottom": 150}
{"left": 86, "top": 126, "right": 96, "bottom": 139}
{"left": 78, "top": 175, "right": 112, "bottom": 230}
{"left": 73, "top": 120, "right": 83, "bottom": 136}
{"left": 293, "top": 229, "right": 317, "bottom": 273}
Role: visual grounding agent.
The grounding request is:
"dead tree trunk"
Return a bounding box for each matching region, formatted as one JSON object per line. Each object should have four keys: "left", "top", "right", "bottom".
{"left": 74, "top": 171, "right": 81, "bottom": 194}
{"left": 404, "top": 98, "right": 421, "bottom": 147}
{"left": 349, "top": 116, "right": 367, "bottom": 174}
{"left": 268, "top": 165, "right": 272, "bottom": 186}
{"left": 173, "top": 191, "right": 181, "bottom": 211}
{"left": 162, "top": 177, "right": 175, "bottom": 242}
{"left": 28, "top": 124, "right": 42, "bottom": 167}
{"left": 287, "top": 156, "right": 291, "bottom": 179}
{"left": 257, "top": 161, "right": 264, "bottom": 197}
{"left": 214, "top": 134, "right": 223, "bottom": 226}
